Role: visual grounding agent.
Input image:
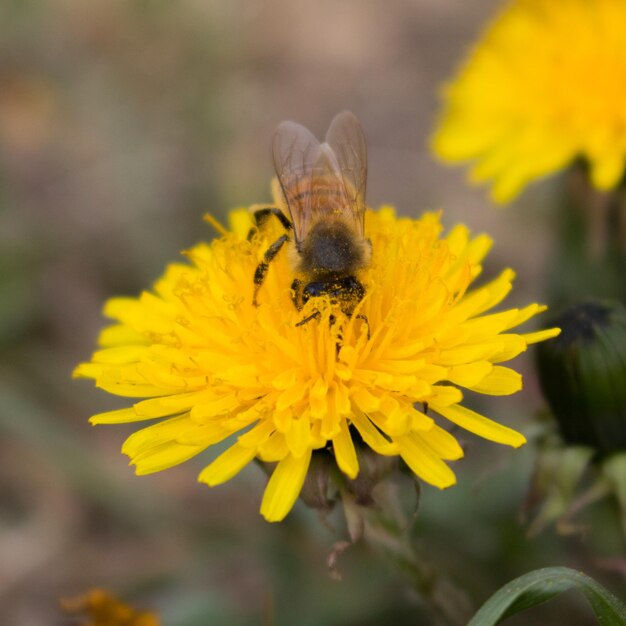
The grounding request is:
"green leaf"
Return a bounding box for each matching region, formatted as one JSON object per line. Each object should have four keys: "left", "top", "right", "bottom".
{"left": 468, "top": 567, "right": 626, "bottom": 626}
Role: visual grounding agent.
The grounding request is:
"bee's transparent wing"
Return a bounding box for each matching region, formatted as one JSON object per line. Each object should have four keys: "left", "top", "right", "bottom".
{"left": 272, "top": 121, "right": 322, "bottom": 244}
{"left": 273, "top": 116, "right": 362, "bottom": 244}
{"left": 325, "top": 110, "right": 368, "bottom": 237}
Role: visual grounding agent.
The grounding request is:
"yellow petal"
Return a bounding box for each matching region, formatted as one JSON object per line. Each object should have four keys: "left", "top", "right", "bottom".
{"left": 89, "top": 407, "right": 147, "bottom": 424}
{"left": 444, "top": 224, "right": 470, "bottom": 257}
{"left": 191, "top": 394, "right": 241, "bottom": 420}
{"left": 260, "top": 450, "right": 312, "bottom": 522}
{"left": 452, "top": 306, "right": 542, "bottom": 342}
{"left": 466, "top": 234, "right": 493, "bottom": 266}
{"left": 103, "top": 297, "right": 139, "bottom": 321}
{"left": 489, "top": 334, "right": 528, "bottom": 362}
{"left": 72, "top": 363, "right": 105, "bottom": 380}
{"left": 332, "top": 419, "right": 359, "bottom": 478}
{"left": 352, "top": 387, "right": 381, "bottom": 412}
{"left": 198, "top": 443, "right": 257, "bottom": 486}
{"left": 121, "top": 415, "right": 189, "bottom": 456}
{"left": 228, "top": 207, "right": 254, "bottom": 237}
{"left": 406, "top": 405, "right": 434, "bottom": 431}
{"left": 397, "top": 433, "right": 457, "bottom": 488}
{"left": 417, "top": 426, "right": 464, "bottom": 461}
{"left": 131, "top": 441, "right": 206, "bottom": 474}
{"left": 428, "top": 385, "right": 463, "bottom": 406}
{"left": 432, "top": 403, "right": 526, "bottom": 448}
{"left": 351, "top": 409, "right": 398, "bottom": 455}
{"left": 285, "top": 415, "right": 312, "bottom": 458}
{"left": 257, "top": 432, "right": 288, "bottom": 462}
{"left": 447, "top": 361, "right": 493, "bottom": 387}
{"left": 437, "top": 343, "right": 503, "bottom": 366}
{"left": 276, "top": 380, "right": 308, "bottom": 411}
{"left": 98, "top": 324, "right": 147, "bottom": 347}
{"left": 135, "top": 390, "right": 213, "bottom": 418}
{"left": 237, "top": 421, "right": 274, "bottom": 448}
{"left": 449, "top": 269, "right": 515, "bottom": 322}
{"left": 378, "top": 396, "right": 412, "bottom": 436}
{"left": 590, "top": 153, "right": 625, "bottom": 190}
{"left": 90, "top": 346, "right": 147, "bottom": 365}
{"left": 93, "top": 365, "right": 174, "bottom": 398}
{"left": 522, "top": 327, "right": 561, "bottom": 344}
{"left": 469, "top": 366, "right": 522, "bottom": 396}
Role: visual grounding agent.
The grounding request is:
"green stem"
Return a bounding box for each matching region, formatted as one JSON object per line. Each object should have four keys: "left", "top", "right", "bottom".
{"left": 341, "top": 488, "right": 473, "bottom": 626}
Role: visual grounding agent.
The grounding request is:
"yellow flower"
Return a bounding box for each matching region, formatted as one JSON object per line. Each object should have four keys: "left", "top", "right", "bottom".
{"left": 60, "top": 588, "right": 159, "bottom": 626}
{"left": 74, "top": 199, "right": 558, "bottom": 522}
{"left": 432, "top": 0, "right": 626, "bottom": 203}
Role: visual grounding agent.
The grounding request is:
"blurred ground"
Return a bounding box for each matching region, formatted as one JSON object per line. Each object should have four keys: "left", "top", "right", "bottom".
{"left": 0, "top": 1, "right": 623, "bottom": 625}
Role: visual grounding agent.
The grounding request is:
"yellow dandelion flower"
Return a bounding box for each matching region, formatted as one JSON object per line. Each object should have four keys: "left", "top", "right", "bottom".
{"left": 432, "top": 0, "right": 626, "bottom": 203}
{"left": 74, "top": 197, "right": 558, "bottom": 522}
{"left": 60, "top": 588, "right": 159, "bottom": 626}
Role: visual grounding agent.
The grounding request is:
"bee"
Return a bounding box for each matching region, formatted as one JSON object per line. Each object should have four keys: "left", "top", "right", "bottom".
{"left": 252, "top": 110, "right": 371, "bottom": 327}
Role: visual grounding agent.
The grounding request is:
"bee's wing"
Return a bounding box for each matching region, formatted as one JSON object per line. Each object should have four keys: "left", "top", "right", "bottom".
{"left": 325, "top": 110, "right": 368, "bottom": 238}
{"left": 273, "top": 120, "right": 352, "bottom": 245}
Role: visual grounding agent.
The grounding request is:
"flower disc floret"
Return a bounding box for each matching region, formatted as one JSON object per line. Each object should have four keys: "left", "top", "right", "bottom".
{"left": 75, "top": 205, "right": 558, "bottom": 521}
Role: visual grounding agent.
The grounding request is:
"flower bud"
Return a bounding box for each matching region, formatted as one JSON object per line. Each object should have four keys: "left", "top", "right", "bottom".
{"left": 536, "top": 300, "right": 626, "bottom": 455}
{"left": 345, "top": 446, "right": 397, "bottom": 506}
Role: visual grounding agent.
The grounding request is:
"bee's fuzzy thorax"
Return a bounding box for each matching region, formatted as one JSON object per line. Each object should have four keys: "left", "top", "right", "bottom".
{"left": 294, "top": 221, "right": 371, "bottom": 278}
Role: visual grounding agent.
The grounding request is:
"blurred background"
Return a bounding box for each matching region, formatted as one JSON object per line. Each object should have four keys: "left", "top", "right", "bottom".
{"left": 1, "top": 0, "right": 623, "bottom": 624}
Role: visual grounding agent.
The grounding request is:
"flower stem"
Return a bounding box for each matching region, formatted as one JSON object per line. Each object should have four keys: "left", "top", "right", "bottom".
{"left": 340, "top": 487, "right": 473, "bottom": 626}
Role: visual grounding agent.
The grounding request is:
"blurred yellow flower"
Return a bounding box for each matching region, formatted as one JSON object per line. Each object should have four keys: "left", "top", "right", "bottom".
{"left": 432, "top": 0, "right": 626, "bottom": 203}
{"left": 75, "top": 201, "right": 558, "bottom": 522}
{"left": 60, "top": 588, "right": 159, "bottom": 626}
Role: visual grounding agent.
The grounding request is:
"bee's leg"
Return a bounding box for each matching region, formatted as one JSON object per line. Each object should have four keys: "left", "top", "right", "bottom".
{"left": 295, "top": 309, "right": 321, "bottom": 327}
{"left": 329, "top": 313, "right": 345, "bottom": 355}
{"left": 297, "top": 312, "right": 343, "bottom": 360}
{"left": 253, "top": 234, "right": 289, "bottom": 306}
{"left": 422, "top": 402, "right": 429, "bottom": 415}
{"left": 351, "top": 278, "right": 366, "bottom": 304}
{"left": 290, "top": 278, "right": 303, "bottom": 310}
{"left": 327, "top": 312, "right": 342, "bottom": 337}
{"left": 248, "top": 205, "right": 292, "bottom": 240}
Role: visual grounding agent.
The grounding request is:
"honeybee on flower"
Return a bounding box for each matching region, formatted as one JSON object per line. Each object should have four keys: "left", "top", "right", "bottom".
{"left": 251, "top": 110, "right": 370, "bottom": 329}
